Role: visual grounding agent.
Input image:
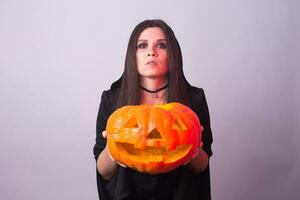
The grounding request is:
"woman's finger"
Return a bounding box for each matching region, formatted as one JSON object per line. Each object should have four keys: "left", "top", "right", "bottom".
{"left": 116, "top": 161, "right": 127, "bottom": 168}
{"left": 102, "top": 130, "right": 107, "bottom": 138}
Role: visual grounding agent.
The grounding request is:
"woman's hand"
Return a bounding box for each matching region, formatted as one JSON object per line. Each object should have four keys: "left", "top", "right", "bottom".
{"left": 182, "top": 141, "right": 208, "bottom": 174}
{"left": 97, "top": 130, "right": 126, "bottom": 180}
{"left": 183, "top": 141, "right": 203, "bottom": 165}
{"left": 187, "top": 144, "right": 209, "bottom": 174}
{"left": 102, "top": 131, "right": 126, "bottom": 168}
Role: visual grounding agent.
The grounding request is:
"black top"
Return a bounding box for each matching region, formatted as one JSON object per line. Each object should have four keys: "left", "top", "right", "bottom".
{"left": 93, "top": 82, "right": 213, "bottom": 200}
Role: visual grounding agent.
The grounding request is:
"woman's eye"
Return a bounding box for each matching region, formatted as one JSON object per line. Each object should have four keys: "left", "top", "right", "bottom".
{"left": 157, "top": 43, "right": 167, "bottom": 49}
{"left": 137, "top": 43, "right": 147, "bottom": 49}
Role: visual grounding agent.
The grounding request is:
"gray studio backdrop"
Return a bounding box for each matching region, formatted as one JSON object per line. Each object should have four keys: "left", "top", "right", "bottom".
{"left": 0, "top": 0, "right": 299, "bottom": 200}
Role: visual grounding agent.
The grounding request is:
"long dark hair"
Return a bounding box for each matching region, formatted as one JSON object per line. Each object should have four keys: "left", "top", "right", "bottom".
{"left": 116, "top": 19, "right": 192, "bottom": 108}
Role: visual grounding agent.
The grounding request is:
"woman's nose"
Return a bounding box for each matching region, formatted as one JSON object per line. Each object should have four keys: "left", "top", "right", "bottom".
{"left": 147, "top": 47, "right": 157, "bottom": 57}
{"left": 147, "top": 52, "right": 156, "bottom": 56}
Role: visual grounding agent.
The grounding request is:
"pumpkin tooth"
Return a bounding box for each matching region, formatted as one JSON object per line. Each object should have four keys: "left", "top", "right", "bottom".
{"left": 145, "top": 139, "right": 165, "bottom": 147}
{"left": 147, "top": 155, "right": 163, "bottom": 162}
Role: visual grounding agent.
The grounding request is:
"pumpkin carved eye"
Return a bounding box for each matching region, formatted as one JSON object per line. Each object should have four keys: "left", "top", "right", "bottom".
{"left": 172, "top": 118, "right": 187, "bottom": 132}
{"left": 124, "top": 116, "right": 139, "bottom": 128}
{"left": 106, "top": 103, "right": 202, "bottom": 174}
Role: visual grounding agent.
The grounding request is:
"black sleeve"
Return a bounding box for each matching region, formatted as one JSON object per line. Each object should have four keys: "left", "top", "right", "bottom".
{"left": 197, "top": 88, "right": 213, "bottom": 157}
{"left": 188, "top": 87, "right": 213, "bottom": 157}
{"left": 93, "top": 90, "right": 112, "bottom": 160}
{"left": 93, "top": 90, "right": 114, "bottom": 200}
{"left": 184, "top": 88, "right": 213, "bottom": 200}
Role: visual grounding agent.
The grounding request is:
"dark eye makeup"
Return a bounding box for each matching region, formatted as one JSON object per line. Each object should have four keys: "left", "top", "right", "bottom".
{"left": 157, "top": 42, "right": 167, "bottom": 49}
{"left": 137, "top": 41, "right": 167, "bottom": 49}
{"left": 137, "top": 42, "right": 148, "bottom": 49}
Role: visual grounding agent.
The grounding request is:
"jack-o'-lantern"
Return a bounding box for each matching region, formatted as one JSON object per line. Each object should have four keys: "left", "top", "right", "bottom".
{"left": 106, "top": 102, "right": 202, "bottom": 174}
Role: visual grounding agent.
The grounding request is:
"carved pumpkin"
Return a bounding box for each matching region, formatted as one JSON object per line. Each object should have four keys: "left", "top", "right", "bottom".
{"left": 106, "top": 102, "right": 202, "bottom": 174}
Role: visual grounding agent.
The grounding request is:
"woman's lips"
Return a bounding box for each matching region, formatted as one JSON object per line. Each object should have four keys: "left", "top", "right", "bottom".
{"left": 146, "top": 61, "right": 158, "bottom": 65}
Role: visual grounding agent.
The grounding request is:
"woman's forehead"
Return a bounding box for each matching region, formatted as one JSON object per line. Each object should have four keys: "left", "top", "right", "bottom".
{"left": 138, "top": 27, "right": 166, "bottom": 41}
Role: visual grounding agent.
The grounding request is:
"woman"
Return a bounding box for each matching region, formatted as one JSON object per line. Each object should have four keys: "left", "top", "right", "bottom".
{"left": 93, "top": 19, "right": 213, "bottom": 200}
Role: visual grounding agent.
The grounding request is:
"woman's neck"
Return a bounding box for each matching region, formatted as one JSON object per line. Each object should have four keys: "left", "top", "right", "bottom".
{"left": 139, "top": 77, "right": 168, "bottom": 105}
{"left": 139, "top": 77, "right": 168, "bottom": 91}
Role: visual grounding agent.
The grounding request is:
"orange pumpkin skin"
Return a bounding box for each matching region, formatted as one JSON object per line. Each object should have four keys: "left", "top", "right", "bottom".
{"left": 106, "top": 102, "right": 202, "bottom": 174}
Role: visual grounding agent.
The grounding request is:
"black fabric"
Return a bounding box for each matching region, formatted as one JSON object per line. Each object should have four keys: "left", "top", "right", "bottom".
{"left": 93, "top": 83, "right": 213, "bottom": 200}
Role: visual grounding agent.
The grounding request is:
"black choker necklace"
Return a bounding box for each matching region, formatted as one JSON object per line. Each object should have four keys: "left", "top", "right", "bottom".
{"left": 140, "top": 83, "right": 168, "bottom": 98}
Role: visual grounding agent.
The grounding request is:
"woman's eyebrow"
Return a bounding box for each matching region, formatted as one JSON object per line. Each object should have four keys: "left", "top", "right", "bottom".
{"left": 137, "top": 39, "right": 166, "bottom": 42}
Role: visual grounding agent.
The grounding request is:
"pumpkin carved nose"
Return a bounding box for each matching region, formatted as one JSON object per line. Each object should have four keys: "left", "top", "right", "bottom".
{"left": 147, "top": 128, "right": 162, "bottom": 139}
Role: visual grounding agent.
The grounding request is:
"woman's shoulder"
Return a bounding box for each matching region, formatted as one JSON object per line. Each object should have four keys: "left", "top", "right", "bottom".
{"left": 188, "top": 85, "right": 205, "bottom": 101}
{"left": 102, "top": 76, "right": 121, "bottom": 94}
{"left": 186, "top": 85, "right": 209, "bottom": 115}
{"left": 100, "top": 77, "right": 122, "bottom": 110}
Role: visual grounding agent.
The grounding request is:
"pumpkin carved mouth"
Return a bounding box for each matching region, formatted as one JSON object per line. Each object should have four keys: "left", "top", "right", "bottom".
{"left": 115, "top": 143, "right": 192, "bottom": 162}
{"left": 114, "top": 128, "right": 192, "bottom": 162}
